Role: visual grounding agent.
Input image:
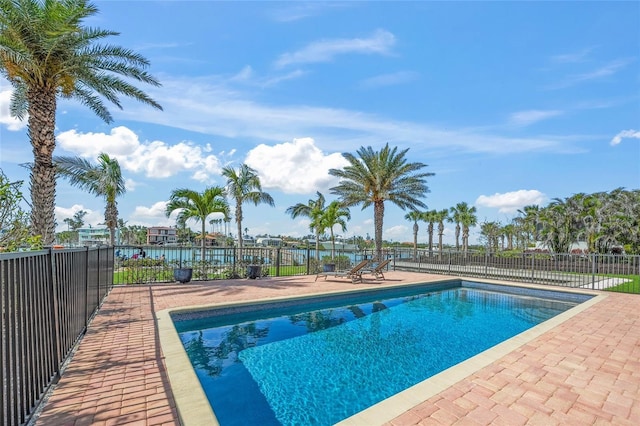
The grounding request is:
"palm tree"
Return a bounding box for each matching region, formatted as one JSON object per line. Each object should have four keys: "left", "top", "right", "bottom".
{"left": 404, "top": 210, "right": 422, "bottom": 260}
{"left": 0, "top": 0, "right": 162, "bottom": 245}
{"left": 222, "top": 164, "right": 274, "bottom": 263}
{"left": 286, "top": 192, "right": 327, "bottom": 262}
{"left": 329, "top": 144, "right": 433, "bottom": 261}
{"left": 422, "top": 210, "right": 438, "bottom": 256}
{"left": 459, "top": 205, "right": 478, "bottom": 254}
{"left": 54, "top": 153, "right": 125, "bottom": 245}
{"left": 433, "top": 209, "right": 449, "bottom": 258}
{"left": 165, "top": 187, "right": 229, "bottom": 267}
{"left": 480, "top": 221, "right": 501, "bottom": 252}
{"left": 502, "top": 223, "right": 516, "bottom": 251}
{"left": 321, "top": 201, "right": 350, "bottom": 259}
{"left": 449, "top": 202, "right": 472, "bottom": 251}
{"left": 517, "top": 204, "right": 541, "bottom": 247}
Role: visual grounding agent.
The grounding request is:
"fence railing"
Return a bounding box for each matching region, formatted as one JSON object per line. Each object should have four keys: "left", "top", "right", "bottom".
{"left": 1, "top": 247, "right": 113, "bottom": 426}
{"left": 384, "top": 247, "right": 640, "bottom": 293}
{"left": 111, "top": 245, "right": 639, "bottom": 293}
{"left": 112, "top": 244, "right": 343, "bottom": 284}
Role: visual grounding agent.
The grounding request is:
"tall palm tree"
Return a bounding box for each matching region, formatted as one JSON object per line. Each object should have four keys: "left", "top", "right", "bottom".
{"left": 329, "top": 144, "right": 433, "bottom": 261}
{"left": 321, "top": 201, "right": 350, "bottom": 259}
{"left": 480, "top": 221, "right": 501, "bottom": 252}
{"left": 54, "top": 153, "right": 125, "bottom": 245}
{"left": 222, "top": 164, "right": 274, "bottom": 262}
{"left": 459, "top": 205, "right": 478, "bottom": 254}
{"left": 286, "top": 192, "right": 327, "bottom": 262}
{"left": 422, "top": 210, "right": 438, "bottom": 256}
{"left": 449, "top": 202, "right": 471, "bottom": 251}
{"left": 517, "top": 204, "right": 541, "bottom": 246}
{"left": 165, "top": 187, "right": 229, "bottom": 267}
{"left": 404, "top": 210, "right": 422, "bottom": 260}
{"left": 0, "top": 0, "right": 162, "bottom": 245}
{"left": 502, "top": 223, "right": 516, "bottom": 251}
{"left": 433, "top": 209, "right": 449, "bottom": 257}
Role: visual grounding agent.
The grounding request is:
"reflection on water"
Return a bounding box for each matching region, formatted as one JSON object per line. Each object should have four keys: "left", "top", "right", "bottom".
{"left": 177, "top": 287, "right": 579, "bottom": 425}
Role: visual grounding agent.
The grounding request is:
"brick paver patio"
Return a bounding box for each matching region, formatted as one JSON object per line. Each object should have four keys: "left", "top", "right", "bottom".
{"left": 34, "top": 272, "right": 640, "bottom": 425}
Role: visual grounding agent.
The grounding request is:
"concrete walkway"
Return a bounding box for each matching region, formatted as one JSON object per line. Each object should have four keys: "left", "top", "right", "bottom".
{"left": 34, "top": 272, "right": 640, "bottom": 425}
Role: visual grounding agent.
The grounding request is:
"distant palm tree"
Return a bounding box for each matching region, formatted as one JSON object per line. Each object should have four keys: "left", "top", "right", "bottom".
{"left": 165, "top": 187, "right": 228, "bottom": 267}
{"left": 459, "top": 205, "right": 478, "bottom": 254}
{"left": 480, "top": 221, "right": 501, "bottom": 252}
{"left": 517, "top": 204, "right": 541, "bottom": 246}
{"left": 222, "top": 164, "right": 274, "bottom": 262}
{"left": 433, "top": 209, "right": 449, "bottom": 257}
{"left": 55, "top": 153, "right": 125, "bottom": 245}
{"left": 404, "top": 210, "right": 422, "bottom": 260}
{"left": 449, "top": 202, "right": 471, "bottom": 251}
{"left": 0, "top": 0, "right": 162, "bottom": 244}
{"left": 329, "top": 144, "right": 433, "bottom": 261}
{"left": 422, "top": 210, "right": 438, "bottom": 256}
{"left": 322, "top": 201, "right": 350, "bottom": 259}
{"left": 286, "top": 192, "right": 327, "bottom": 262}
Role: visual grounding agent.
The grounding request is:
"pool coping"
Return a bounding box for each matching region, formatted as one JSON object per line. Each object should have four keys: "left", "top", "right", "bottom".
{"left": 156, "top": 277, "right": 605, "bottom": 426}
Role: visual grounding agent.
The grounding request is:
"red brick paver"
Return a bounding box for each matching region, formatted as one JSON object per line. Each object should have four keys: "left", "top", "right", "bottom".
{"left": 35, "top": 273, "right": 640, "bottom": 425}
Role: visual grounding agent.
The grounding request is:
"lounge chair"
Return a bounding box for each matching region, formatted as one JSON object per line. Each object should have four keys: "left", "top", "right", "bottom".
{"left": 363, "top": 258, "right": 391, "bottom": 280}
{"left": 315, "top": 259, "right": 370, "bottom": 284}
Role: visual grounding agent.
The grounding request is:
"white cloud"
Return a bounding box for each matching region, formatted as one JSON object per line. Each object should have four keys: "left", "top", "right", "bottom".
{"left": 245, "top": 137, "right": 349, "bottom": 194}
{"left": 385, "top": 225, "right": 408, "bottom": 242}
{"left": 130, "top": 201, "right": 173, "bottom": 226}
{"left": 548, "top": 58, "right": 633, "bottom": 89}
{"left": 610, "top": 129, "right": 640, "bottom": 146}
{"left": 358, "top": 71, "right": 419, "bottom": 89}
{"left": 57, "top": 126, "right": 223, "bottom": 180}
{"left": 550, "top": 47, "right": 595, "bottom": 64}
{"left": 111, "top": 75, "right": 582, "bottom": 157}
{"left": 274, "top": 29, "right": 396, "bottom": 68}
{"left": 124, "top": 178, "right": 138, "bottom": 192}
{"left": 476, "top": 190, "right": 546, "bottom": 214}
{"left": 508, "top": 110, "right": 563, "bottom": 126}
{"left": 54, "top": 204, "right": 103, "bottom": 230}
{"left": 0, "top": 89, "right": 27, "bottom": 131}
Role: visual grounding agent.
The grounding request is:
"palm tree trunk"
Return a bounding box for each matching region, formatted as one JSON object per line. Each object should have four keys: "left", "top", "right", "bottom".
{"left": 28, "top": 87, "right": 57, "bottom": 245}
{"left": 201, "top": 221, "right": 206, "bottom": 276}
{"left": 315, "top": 230, "right": 320, "bottom": 262}
{"left": 412, "top": 222, "right": 418, "bottom": 260}
{"left": 330, "top": 227, "right": 336, "bottom": 260}
{"left": 455, "top": 223, "right": 461, "bottom": 251}
{"left": 236, "top": 204, "right": 243, "bottom": 265}
{"left": 428, "top": 223, "right": 434, "bottom": 256}
{"left": 374, "top": 200, "right": 384, "bottom": 261}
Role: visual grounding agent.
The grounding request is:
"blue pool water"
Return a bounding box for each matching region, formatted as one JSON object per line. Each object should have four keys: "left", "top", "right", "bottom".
{"left": 173, "top": 281, "right": 591, "bottom": 425}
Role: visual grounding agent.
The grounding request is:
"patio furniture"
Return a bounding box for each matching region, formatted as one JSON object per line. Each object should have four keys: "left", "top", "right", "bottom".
{"left": 315, "top": 259, "right": 370, "bottom": 284}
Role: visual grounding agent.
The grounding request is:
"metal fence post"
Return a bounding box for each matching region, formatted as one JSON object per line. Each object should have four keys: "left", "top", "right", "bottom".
{"left": 49, "top": 248, "right": 62, "bottom": 379}
{"left": 591, "top": 254, "right": 596, "bottom": 290}
{"left": 275, "top": 247, "right": 281, "bottom": 277}
{"left": 530, "top": 253, "right": 535, "bottom": 282}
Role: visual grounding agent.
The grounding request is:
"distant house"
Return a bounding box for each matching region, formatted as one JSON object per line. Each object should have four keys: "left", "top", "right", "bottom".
{"left": 257, "top": 237, "right": 282, "bottom": 247}
{"left": 194, "top": 233, "right": 218, "bottom": 247}
{"left": 78, "top": 225, "right": 111, "bottom": 246}
{"left": 147, "top": 226, "right": 178, "bottom": 245}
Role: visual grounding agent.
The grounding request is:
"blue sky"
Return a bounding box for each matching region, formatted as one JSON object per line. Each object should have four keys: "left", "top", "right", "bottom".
{"left": 1, "top": 1, "right": 639, "bottom": 245}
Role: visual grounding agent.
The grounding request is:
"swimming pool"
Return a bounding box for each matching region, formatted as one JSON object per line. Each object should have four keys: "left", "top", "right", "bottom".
{"left": 169, "top": 280, "right": 593, "bottom": 425}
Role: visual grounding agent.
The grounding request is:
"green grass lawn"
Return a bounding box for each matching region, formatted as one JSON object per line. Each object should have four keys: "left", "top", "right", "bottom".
{"left": 604, "top": 274, "right": 640, "bottom": 294}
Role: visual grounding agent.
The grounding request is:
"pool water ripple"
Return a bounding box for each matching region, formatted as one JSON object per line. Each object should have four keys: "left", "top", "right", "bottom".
{"left": 176, "top": 284, "right": 583, "bottom": 425}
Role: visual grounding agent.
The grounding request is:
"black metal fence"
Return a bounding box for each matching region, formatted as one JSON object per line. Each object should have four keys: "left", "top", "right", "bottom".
{"left": 1, "top": 247, "right": 113, "bottom": 426}
{"left": 112, "top": 244, "right": 340, "bottom": 284}
{"left": 111, "top": 245, "right": 639, "bottom": 294}
{"left": 385, "top": 248, "right": 640, "bottom": 293}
